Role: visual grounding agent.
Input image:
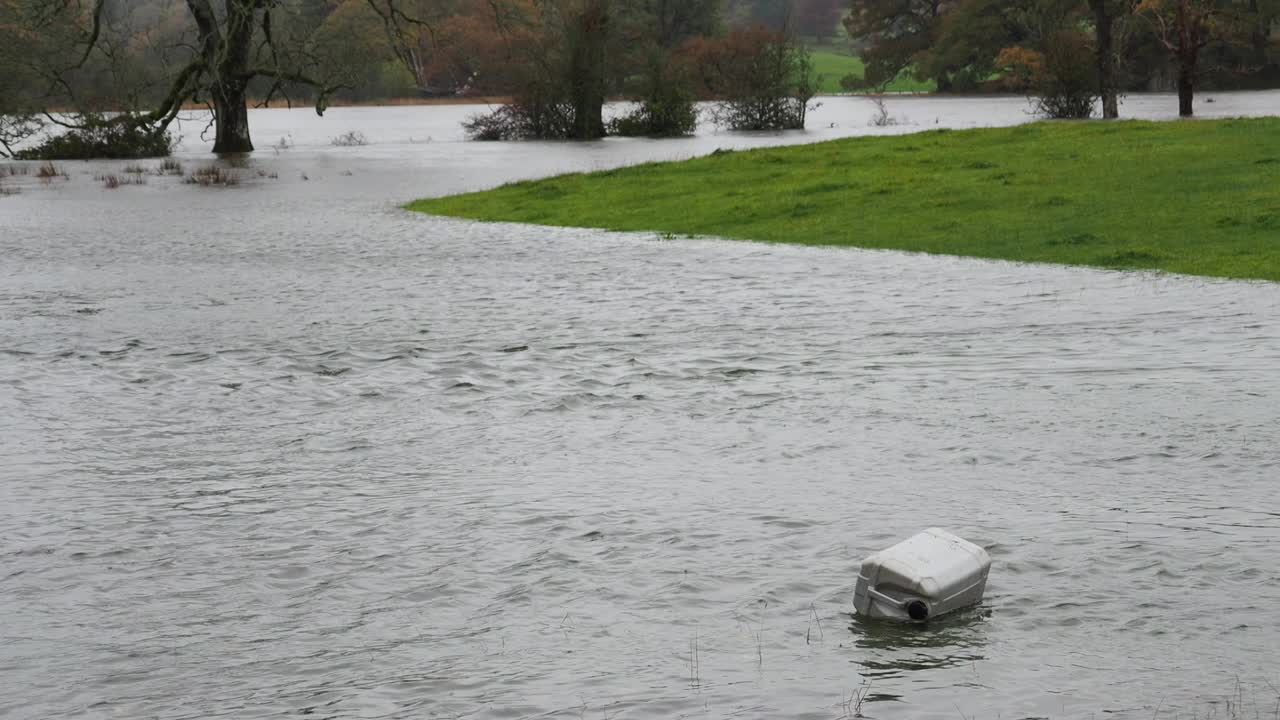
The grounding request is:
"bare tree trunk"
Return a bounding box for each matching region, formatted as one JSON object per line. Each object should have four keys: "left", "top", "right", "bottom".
{"left": 1173, "top": 0, "right": 1198, "bottom": 117}
{"left": 214, "top": 2, "right": 256, "bottom": 152}
{"left": 1177, "top": 61, "right": 1195, "bottom": 117}
{"left": 212, "top": 81, "right": 253, "bottom": 153}
{"left": 569, "top": 0, "right": 607, "bottom": 139}
{"left": 1090, "top": 0, "right": 1119, "bottom": 119}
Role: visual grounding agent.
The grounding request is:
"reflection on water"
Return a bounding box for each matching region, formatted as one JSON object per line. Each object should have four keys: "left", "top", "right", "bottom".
{"left": 2, "top": 94, "right": 1280, "bottom": 720}
{"left": 851, "top": 607, "right": 990, "bottom": 678}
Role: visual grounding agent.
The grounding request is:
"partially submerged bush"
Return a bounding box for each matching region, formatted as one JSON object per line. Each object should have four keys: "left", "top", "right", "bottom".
{"left": 15, "top": 115, "right": 175, "bottom": 160}
{"left": 331, "top": 130, "right": 369, "bottom": 147}
{"left": 1034, "top": 32, "right": 1098, "bottom": 119}
{"left": 463, "top": 107, "right": 519, "bottom": 141}
{"left": 36, "top": 161, "right": 68, "bottom": 182}
{"left": 462, "top": 0, "right": 610, "bottom": 141}
{"left": 999, "top": 32, "right": 1098, "bottom": 120}
{"left": 184, "top": 165, "right": 240, "bottom": 187}
{"left": 608, "top": 101, "right": 698, "bottom": 138}
{"left": 463, "top": 98, "right": 578, "bottom": 141}
{"left": 96, "top": 173, "right": 146, "bottom": 189}
{"left": 867, "top": 96, "right": 901, "bottom": 127}
{"left": 157, "top": 157, "right": 183, "bottom": 176}
{"left": 608, "top": 52, "right": 699, "bottom": 138}
{"left": 683, "top": 27, "right": 816, "bottom": 131}
{"left": 469, "top": 75, "right": 698, "bottom": 142}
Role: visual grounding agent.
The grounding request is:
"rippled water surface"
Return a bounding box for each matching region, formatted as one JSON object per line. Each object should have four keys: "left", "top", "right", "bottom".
{"left": 3, "top": 94, "right": 1280, "bottom": 720}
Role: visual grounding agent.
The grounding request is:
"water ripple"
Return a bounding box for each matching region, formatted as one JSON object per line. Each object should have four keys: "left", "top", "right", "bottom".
{"left": 3, "top": 97, "right": 1280, "bottom": 720}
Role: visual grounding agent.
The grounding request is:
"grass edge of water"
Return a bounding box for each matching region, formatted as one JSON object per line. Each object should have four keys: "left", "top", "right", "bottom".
{"left": 407, "top": 117, "right": 1280, "bottom": 283}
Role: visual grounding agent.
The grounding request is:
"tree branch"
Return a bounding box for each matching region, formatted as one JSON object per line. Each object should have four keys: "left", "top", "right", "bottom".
{"left": 142, "top": 59, "right": 207, "bottom": 129}
{"left": 186, "top": 0, "right": 220, "bottom": 41}
{"left": 71, "top": 0, "right": 105, "bottom": 69}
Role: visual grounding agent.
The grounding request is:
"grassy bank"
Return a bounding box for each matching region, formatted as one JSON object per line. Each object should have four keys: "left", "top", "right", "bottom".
{"left": 408, "top": 118, "right": 1280, "bottom": 281}
{"left": 809, "top": 49, "right": 935, "bottom": 94}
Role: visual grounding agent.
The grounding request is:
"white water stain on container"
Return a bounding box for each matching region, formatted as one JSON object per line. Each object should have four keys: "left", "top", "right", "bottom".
{"left": 854, "top": 528, "right": 991, "bottom": 622}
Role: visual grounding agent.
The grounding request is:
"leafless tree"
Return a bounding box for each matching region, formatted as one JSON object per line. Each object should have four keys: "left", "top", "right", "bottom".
{"left": 1136, "top": 0, "right": 1251, "bottom": 117}
{"left": 21, "top": 0, "right": 434, "bottom": 154}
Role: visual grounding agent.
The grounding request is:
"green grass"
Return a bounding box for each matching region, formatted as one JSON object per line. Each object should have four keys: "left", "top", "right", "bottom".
{"left": 808, "top": 48, "right": 935, "bottom": 95}
{"left": 409, "top": 118, "right": 1280, "bottom": 282}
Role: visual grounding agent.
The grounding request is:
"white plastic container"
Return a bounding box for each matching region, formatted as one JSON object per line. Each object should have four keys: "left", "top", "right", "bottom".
{"left": 853, "top": 528, "right": 990, "bottom": 622}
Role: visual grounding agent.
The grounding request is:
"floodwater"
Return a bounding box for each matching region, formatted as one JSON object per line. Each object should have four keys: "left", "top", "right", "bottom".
{"left": 2, "top": 93, "right": 1280, "bottom": 720}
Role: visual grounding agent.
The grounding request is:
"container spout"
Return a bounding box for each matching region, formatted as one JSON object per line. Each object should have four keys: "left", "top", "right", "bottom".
{"left": 906, "top": 599, "right": 930, "bottom": 621}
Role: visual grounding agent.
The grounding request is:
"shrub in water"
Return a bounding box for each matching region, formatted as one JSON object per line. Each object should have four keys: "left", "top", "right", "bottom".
{"left": 36, "top": 161, "right": 65, "bottom": 180}
{"left": 331, "top": 130, "right": 369, "bottom": 147}
{"left": 16, "top": 115, "right": 175, "bottom": 160}
{"left": 157, "top": 158, "right": 183, "bottom": 176}
{"left": 608, "top": 51, "right": 699, "bottom": 138}
{"left": 682, "top": 27, "right": 816, "bottom": 131}
{"left": 1000, "top": 31, "right": 1099, "bottom": 120}
{"left": 463, "top": 98, "right": 578, "bottom": 141}
{"left": 1034, "top": 32, "right": 1098, "bottom": 120}
{"left": 184, "top": 165, "right": 240, "bottom": 187}
{"left": 463, "top": 107, "right": 519, "bottom": 141}
{"left": 96, "top": 173, "right": 146, "bottom": 189}
{"left": 462, "top": 0, "right": 610, "bottom": 141}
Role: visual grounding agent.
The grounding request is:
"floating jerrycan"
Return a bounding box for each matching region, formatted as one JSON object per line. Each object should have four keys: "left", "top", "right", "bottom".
{"left": 853, "top": 528, "right": 990, "bottom": 622}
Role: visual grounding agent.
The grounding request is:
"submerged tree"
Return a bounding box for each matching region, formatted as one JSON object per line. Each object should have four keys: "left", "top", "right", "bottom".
{"left": 606, "top": 0, "right": 716, "bottom": 137}
{"left": 1088, "top": 0, "right": 1134, "bottom": 118}
{"left": 1135, "top": 0, "right": 1252, "bottom": 116}
{"left": 183, "top": 1, "right": 335, "bottom": 152}
{"left": 1137, "top": 0, "right": 1213, "bottom": 115}
{"left": 988, "top": 6, "right": 1097, "bottom": 117}
{"left": 14, "top": 0, "right": 436, "bottom": 155}
{"left": 684, "top": 26, "right": 816, "bottom": 130}
{"left": 563, "top": 0, "right": 611, "bottom": 139}
{"left": 459, "top": 0, "right": 613, "bottom": 140}
{"left": 465, "top": 0, "right": 719, "bottom": 141}
{"left": 1036, "top": 29, "right": 1103, "bottom": 117}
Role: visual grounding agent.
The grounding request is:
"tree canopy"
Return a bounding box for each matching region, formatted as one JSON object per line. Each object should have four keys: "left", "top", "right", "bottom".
{"left": 2, "top": 0, "right": 1279, "bottom": 157}
{"left": 844, "top": 0, "right": 1280, "bottom": 97}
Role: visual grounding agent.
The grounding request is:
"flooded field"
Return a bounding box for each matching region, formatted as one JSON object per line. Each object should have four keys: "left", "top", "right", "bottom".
{"left": 2, "top": 93, "right": 1280, "bottom": 720}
